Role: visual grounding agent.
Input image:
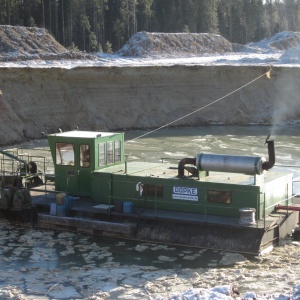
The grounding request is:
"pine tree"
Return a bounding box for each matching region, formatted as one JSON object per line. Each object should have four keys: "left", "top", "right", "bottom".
{"left": 136, "top": 0, "right": 153, "bottom": 32}
{"left": 194, "top": 0, "right": 219, "bottom": 33}
{"left": 181, "top": 0, "right": 196, "bottom": 33}
{"left": 1, "top": 0, "right": 298, "bottom": 52}
{"left": 264, "top": 0, "right": 280, "bottom": 37}
{"left": 217, "top": 0, "right": 234, "bottom": 41}
{"left": 253, "top": 0, "right": 264, "bottom": 41}
{"left": 231, "top": 0, "right": 244, "bottom": 43}
{"left": 283, "top": 0, "right": 300, "bottom": 31}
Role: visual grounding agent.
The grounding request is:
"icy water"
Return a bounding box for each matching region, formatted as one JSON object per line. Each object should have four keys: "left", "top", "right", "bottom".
{"left": 125, "top": 125, "right": 300, "bottom": 188}
{"left": 1, "top": 124, "right": 300, "bottom": 300}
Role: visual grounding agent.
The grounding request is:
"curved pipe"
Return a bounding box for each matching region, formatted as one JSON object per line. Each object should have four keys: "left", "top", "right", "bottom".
{"left": 178, "top": 157, "right": 196, "bottom": 178}
{"left": 262, "top": 140, "right": 275, "bottom": 171}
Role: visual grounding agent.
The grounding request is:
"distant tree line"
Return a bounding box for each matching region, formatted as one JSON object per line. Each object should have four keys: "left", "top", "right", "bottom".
{"left": 1, "top": 0, "right": 300, "bottom": 53}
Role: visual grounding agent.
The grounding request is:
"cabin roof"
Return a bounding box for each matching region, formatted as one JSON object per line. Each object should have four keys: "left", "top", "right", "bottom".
{"left": 48, "top": 130, "right": 121, "bottom": 139}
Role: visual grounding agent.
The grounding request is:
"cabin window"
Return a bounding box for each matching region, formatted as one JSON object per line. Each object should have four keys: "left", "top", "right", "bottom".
{"left": 115, "top": 140, "right": 121, "bottom": 162}
{"left": 80, "top": 144, "right": 90, "bottom": 167}
{"left": 98, "top": 143, "right": 106, "bottom": 166}
{"left": 98, "top": 140, "right": 122, "bottom": 166}
{"left": 56, "top": 143, "right": 75, "bottom": 166}
{"left": 142, "top": 184, "right": 164, "bottom": 198}
{"left": 107, "top": 142, "right": 114, "bottom": 165}
{"left": 208, "top": 190, "right": 232, "bottom": 204}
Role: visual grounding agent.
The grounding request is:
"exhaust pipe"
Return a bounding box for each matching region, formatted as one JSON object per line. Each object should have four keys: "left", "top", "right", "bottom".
{"left": 178, "top": 157, "right": 196, "bottom": 178}
{"left": 262, "top": 134, "right": 275, "bottom": 171}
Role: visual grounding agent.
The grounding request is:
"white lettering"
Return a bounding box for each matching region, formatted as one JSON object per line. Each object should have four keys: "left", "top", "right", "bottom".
{"left": 172, "top": 194, "right": 198, "bottom": 201}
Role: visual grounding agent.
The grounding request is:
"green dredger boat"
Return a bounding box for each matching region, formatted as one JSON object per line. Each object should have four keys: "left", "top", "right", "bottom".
{"left": 0, "top": 130, "right": 299, "bottom": 255}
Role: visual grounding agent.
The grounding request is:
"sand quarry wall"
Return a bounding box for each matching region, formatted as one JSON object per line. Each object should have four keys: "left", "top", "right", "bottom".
{"left": 0, "top": 65, "right": 299, "bottom": 145}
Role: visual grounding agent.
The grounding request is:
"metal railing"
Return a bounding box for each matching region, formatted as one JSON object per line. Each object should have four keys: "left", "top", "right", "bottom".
{"left": 104, "top": 178, "right": 238, "bottom": 221}
{"left": 273, "top": 178, "right": 300, "bottom": 223}
{"left": 100, "top": 176, "right": 300, "bottom": 229}
{"left": 0, "top": 149, "right": 56, "bottom": 203}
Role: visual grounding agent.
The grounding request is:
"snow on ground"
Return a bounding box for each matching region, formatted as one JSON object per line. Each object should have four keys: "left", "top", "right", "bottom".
{"left": 0, "top": 52, "right": 284, "bottom": 69}
{"left": 1, "top": 31, "right": 300, "bottom": 68}
{"left": 0, "top": 50, "right": 291, "bottom": 69}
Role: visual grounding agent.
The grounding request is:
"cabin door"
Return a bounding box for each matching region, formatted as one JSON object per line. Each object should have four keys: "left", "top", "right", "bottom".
{"left": 77, "top": 143, "right": 92, "bottom": 196}
{"left": 55, "top": 142, "right": 92, "bottom": 196}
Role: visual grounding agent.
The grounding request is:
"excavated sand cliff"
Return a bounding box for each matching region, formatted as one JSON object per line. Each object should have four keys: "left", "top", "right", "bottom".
{"left": 1, "top": 27, "right": 300, "bottom": 145}
{"left": 0, "top": 64, "right": 299, "bottom": 145}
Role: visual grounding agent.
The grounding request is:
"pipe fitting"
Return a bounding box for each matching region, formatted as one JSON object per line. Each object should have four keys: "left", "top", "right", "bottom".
{"left": 178, "top": 157, "right": 196, "bottom": 178}
{"left": 262, "top": 140, "right": 275, "bottom": 171}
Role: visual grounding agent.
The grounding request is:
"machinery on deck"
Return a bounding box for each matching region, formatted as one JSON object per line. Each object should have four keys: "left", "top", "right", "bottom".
{"left": 0, "top": 149, "right": 42, "bottom": 223}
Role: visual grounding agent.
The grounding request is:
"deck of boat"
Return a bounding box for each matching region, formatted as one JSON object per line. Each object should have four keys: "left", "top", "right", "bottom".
{"left": 29, "top": 184, "right": 289, "bottom": 230}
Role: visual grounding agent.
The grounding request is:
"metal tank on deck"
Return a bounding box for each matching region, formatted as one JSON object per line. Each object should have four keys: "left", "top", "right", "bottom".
{"left": 196, "top": 153, "right": 266, "bottom": 175}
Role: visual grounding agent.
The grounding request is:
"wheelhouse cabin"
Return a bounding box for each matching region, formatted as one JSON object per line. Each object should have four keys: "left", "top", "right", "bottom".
{"left": 47, "top": 130, "right": 125, "bottom": 196}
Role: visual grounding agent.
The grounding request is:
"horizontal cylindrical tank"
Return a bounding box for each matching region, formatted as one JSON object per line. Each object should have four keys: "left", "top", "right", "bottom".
{"left": 196, "top": 153, "right": 266, "bottom": 175}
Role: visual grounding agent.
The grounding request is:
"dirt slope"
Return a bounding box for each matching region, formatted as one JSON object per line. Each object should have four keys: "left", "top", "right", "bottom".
{"left": 116, "top": 32, "right": 233, "bottom": 57}
{"left": 0, "top": 25, "right": 97, "bottom": 61}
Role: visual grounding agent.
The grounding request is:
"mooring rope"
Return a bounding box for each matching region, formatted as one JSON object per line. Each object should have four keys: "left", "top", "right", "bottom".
{"left": 125, "top": 67, "right": 272, "bottom": 144}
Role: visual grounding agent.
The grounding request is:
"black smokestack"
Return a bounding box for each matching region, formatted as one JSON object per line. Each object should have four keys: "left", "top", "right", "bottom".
{"left": 262, "top": 135, "right": 275, "bottom": 171}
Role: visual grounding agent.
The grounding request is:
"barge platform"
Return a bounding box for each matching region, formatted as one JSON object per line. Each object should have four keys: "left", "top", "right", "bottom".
{"left": 11, "top": 188, "right": 296, "bottom": 255}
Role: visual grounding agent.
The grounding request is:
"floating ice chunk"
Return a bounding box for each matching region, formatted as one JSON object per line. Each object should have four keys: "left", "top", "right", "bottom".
{"left": 122, "top": 276, "right": 145, "bottom": 287}
{"left": 101, "top": 283, "right": 121, "bottom": 292}
{"left": 158, "top": 255, "right": 177, "bottom": 262}
{"left": 48, "top": 285, "right": 82, "bottom": 298}
{"left": 182, "top": 254, "right": 200, "bottom": 260}
{"left": 220, "top": 252, "right": 247, "bottom": 266}
{"left": 115, "top": 241, "right": 126, "bottom": 246}
{"left": 135, "top": 244, "right": 149, "bottom": 252}
{"left": 111, "top": 268, "right": 131, "bottom": 275}
{"left": 140, "top": 265, "right": 158, "bottom": 271}
{"left": 243, "top": 291, "right": 257, "bottom": 299}
{"left": 291, "top": 241, "right": 300, "bottom": 246}
{"left": 57, "top": 232, "right": 76, "bottom": 239}
{"left": 151, "top": 245, "right": 176, "bottom": 251}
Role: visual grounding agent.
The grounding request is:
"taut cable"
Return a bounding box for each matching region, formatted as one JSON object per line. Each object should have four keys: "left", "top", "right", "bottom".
{"left": 125, "top": 67, "right": 272, "bottom": 144}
